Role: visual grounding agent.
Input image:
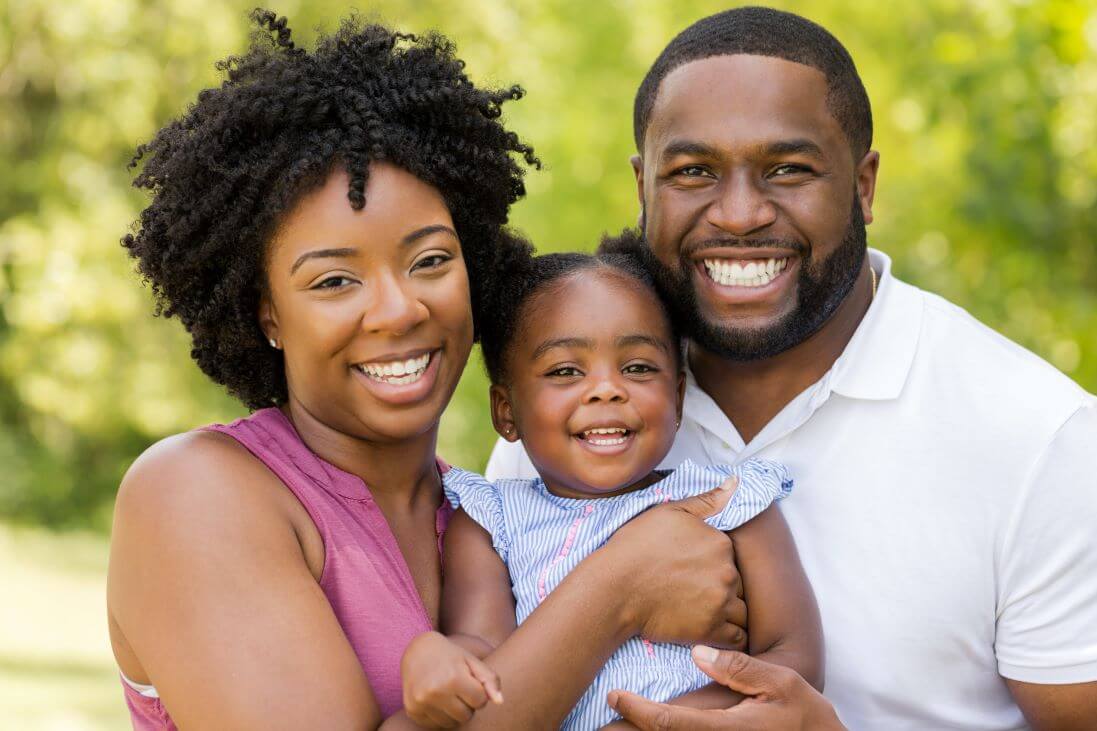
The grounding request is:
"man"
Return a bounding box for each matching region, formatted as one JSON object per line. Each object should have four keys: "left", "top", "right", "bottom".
{"left": 487, "top": 7, "right": 1097, "bottom": 729}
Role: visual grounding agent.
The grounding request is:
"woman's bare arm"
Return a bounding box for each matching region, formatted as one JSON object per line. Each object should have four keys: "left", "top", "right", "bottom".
{"left": 108, "top": 432, "right": 382, "bottom": 730}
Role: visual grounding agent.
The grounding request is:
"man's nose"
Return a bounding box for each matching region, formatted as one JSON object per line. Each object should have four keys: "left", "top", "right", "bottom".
{"left": 360, "top": 273, "right": 428, "bottom": 336}
{"left": 705, "top": 171, "right": 778, "bottom": 235}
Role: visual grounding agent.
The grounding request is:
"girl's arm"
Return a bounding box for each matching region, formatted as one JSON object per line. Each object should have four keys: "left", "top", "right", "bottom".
{"left": 440, "top": 509, "right": 518, "bottom": 648}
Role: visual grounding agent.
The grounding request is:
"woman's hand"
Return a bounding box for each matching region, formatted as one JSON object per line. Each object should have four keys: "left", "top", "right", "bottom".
{"left": 601, "top": 478, "right": 748, "bottom": 649}
{"left": 607, "top": 646, "right": 846, "bottom": 730}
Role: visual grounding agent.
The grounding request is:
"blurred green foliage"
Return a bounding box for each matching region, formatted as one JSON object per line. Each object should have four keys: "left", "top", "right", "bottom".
{"left": 1, "top": 0, "right": 1095, "bottom": 530}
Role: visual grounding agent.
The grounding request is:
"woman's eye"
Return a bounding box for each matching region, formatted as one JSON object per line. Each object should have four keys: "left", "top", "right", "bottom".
{"left": 413, "top": 254, "right": 451, "bottom": 271}
{"left": 314, "top": 276, "right": 354, "bottom": 290}
{"left": 547, "top": 366, "right": 582, "bottom": 377}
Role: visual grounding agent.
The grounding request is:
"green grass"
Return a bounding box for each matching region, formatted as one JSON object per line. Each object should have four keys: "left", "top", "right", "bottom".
{"left": 0, "top": 522, "right": 129, "bottom": 730}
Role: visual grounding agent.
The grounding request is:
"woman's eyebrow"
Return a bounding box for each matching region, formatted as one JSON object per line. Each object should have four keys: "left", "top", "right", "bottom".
{"left": 290, "top": 247, "right": 357, "bottom": 275}
{"left": 402, "top": 224, "right": 458, "bottom": 246}
{"left": 617, "top": 334, "right": 671, "bottom": 352}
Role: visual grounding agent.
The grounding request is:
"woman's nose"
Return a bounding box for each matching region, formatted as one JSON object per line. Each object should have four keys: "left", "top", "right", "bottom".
{"left": 361, "top": 274, "right": 428, "bottom": 336}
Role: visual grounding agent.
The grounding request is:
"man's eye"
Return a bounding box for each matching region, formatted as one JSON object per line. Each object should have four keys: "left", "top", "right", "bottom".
{"left": 676, "top": 165, "right": 709, "bottom": 177}
{"left": 771, "top": 163, "right": 810, "bottom": 176}
{"left": 314, "top": 276, "right": 354, "bottom": 289}
{"left": 547, "top": 366, "right": 582, "bottom": 377}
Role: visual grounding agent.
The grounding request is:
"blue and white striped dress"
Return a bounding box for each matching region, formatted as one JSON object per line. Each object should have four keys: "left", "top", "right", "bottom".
{"left": 442, "top": 458, "right": 793, "bottom": 730}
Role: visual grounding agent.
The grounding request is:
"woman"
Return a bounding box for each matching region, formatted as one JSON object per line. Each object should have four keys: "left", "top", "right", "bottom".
{"left": 108, "top": 10, "right": 746, "bottom": 729}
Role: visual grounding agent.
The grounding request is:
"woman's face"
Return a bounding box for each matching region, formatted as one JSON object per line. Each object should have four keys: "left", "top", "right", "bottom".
{"left": 260, "top": 163, "right": 473, "bottom": 442}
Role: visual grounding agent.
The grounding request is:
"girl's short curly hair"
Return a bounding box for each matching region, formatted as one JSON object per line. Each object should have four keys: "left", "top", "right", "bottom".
{"left": 123, "top": 9, "right": 538, "bottom": 409}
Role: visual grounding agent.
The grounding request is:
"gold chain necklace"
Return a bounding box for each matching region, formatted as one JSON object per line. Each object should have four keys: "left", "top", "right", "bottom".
{"left": 869, "top": 265, "right": 878, "bottom": 300}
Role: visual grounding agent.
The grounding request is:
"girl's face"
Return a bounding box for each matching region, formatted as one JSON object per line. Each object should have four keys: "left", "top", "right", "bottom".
{"left": 260, "top": 163, "right": 474, "bottom": 442}
{"left": 493, "top": 269, "right": 684, "bottom": 498}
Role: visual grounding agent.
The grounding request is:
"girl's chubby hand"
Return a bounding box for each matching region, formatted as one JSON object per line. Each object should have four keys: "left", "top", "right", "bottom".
{"left": 401, "top": 631, "right": 503, "bottom": 728}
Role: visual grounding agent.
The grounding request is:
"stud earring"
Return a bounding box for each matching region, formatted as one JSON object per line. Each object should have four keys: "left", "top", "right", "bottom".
{"left": 269, "top": 338, "right": 279, "bottom": 349}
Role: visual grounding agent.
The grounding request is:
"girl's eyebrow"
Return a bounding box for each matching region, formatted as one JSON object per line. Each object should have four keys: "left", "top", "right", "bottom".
{"left": 617, "top": 334, "right": 671, "bottom": 352}
{"left": 532, "top": 336, "right": 593, "bottom": 360}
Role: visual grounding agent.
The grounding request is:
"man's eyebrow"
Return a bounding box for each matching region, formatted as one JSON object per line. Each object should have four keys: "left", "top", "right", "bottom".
{"left": 617, "top": 334, "right": 671, "bottom": 353}
{"left": 532, "top": 337, "right": 593, "bottom": 360}
{"left": 764, "top": 138, "right": 825, "bottom": 158}
{"left": 661, "top": 139, "right": 719, "bottom": 160}
{"left": 290, "top": 247, "right": 357, "bottom": 275}
{"left": 402, "top": 224, "right": 458, "bottom": 247}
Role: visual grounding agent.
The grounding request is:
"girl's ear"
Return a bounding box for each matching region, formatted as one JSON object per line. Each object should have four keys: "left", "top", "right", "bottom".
{"left": 675, "top": 369, "right": 686, "bottom": 428}
{"left": 490, "top": 384, "right": 519, "bottom": 442}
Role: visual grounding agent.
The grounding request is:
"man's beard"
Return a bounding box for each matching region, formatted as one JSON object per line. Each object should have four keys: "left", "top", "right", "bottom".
{"left": 648, "top": 199, "right": 867, "bottom": 362}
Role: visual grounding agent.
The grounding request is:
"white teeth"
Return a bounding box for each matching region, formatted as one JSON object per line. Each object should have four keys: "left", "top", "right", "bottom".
{"left": 703, "top": 257, "right": 787, "bottom": 287}
{"left": 581, "top": 427, "right": 629, "bottom": 446}
{"left": 357, "top": 353, "right": 431, "bottom": 385}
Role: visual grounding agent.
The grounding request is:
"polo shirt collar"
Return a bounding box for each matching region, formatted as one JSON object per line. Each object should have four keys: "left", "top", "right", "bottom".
{"left": 828, "top": 249, "right": 923, "bottom": 401}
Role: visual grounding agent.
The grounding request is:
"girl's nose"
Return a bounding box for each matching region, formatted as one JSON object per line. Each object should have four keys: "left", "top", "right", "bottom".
{"left": 583, "top": 370, "right": 628, "bottom": 404}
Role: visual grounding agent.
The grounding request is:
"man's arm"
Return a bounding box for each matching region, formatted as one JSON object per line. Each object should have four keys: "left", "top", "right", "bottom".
{"left": 998, "top": 401, "right": 1097, "bottom": 729}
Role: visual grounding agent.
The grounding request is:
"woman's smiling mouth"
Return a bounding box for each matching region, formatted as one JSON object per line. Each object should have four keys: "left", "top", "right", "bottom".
{"left": 351, "top": 348, "right": 442, "bottom": 404}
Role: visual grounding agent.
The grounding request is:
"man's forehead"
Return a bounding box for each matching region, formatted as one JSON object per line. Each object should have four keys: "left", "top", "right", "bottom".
{"left": 646, "top": 54, "right": 840, "bottom": 153}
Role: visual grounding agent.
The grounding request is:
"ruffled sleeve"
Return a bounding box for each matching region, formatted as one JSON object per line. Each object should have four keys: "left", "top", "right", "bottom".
{"left": 442, "top": 468, "right": 511, "bottom": 562}
{"left": 677, "top": 458, "right": 793, "bottom": 532}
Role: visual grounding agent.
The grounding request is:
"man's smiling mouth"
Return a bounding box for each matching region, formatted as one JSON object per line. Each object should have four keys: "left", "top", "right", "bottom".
{"left": 702, "top": 257, "right": 789, "bottom": 288}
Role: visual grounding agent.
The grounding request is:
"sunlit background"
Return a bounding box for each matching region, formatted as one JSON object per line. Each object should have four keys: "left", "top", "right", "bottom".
{"left": 2, "top": 0, "right": 1095, "bottom": 727}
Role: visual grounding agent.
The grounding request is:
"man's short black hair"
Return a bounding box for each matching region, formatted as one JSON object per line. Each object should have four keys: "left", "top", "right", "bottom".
{"left": 633, "top": 6, "right": 872, "bottom": 158}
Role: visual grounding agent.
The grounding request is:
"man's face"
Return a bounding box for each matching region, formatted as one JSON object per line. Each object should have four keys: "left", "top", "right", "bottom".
{"left": 634, "top": 54, "right": 878, "bottom": 360}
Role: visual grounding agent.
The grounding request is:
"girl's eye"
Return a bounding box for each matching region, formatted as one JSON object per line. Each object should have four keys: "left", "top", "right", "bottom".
{"left": 413, "top": 254, "right": 451, "bottom": 271}
{"left": 547, "top": 366, "right": 582, "bottom": 378}
{"left": 623, "top": 363, "right": 656, "bottom": 375}
{"left": 314, "top": 276, "right": 354, "bottom": 290}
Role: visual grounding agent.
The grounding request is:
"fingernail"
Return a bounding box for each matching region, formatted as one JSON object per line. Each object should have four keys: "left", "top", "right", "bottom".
{"left": 607, "top": 691, "right": 619, "bottom": 709}
{"left": 693, "top": 645, "right": 719, "bottom": 664}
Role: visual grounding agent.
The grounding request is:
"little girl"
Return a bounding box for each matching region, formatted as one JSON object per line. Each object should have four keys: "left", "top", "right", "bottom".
{"left": 401, "top": 251, "right": 822, "bottom": 730}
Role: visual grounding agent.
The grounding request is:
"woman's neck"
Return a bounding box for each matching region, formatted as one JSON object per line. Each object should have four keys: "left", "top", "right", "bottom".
{"left": 279, "top": 400, "right": 441, "bottom": 510}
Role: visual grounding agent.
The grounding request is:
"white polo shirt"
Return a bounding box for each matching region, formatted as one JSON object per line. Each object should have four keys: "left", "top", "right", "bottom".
{"left": 485, "top": 249, "right": 1097, "bottom": 730}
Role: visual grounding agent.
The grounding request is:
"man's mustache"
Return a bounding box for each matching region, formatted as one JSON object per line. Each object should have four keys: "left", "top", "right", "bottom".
{"left": 683, "top": 238, "right": 808, "bottom": 258}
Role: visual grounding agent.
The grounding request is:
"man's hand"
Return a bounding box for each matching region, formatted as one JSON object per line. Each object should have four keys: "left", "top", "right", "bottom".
{"left": 400, "top": 631, "right": 503, "bottom": 728}
{"left": 606, "top": 645, "right": 845, "bottom": 730}
{"left": 605, "top": 477, "right": 749, "bottom": 650}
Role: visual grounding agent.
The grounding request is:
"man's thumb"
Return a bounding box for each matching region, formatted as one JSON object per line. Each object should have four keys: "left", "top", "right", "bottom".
{"left": 691, "top": 645, "right": 773, "bottom": 696}
{"left": 674, "top": 476, "right": 738, "bottom": 518}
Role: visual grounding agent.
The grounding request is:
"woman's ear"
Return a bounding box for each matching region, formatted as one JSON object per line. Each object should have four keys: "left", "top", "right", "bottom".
{"left": 258, "top": 291, "right": 281, "bottom": 349}
{"left": 490, "top": 384, "right": 519, "bottom": 442}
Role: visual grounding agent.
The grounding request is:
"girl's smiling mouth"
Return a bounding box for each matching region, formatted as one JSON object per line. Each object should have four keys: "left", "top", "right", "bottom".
{"left": 573, "top": 425, "right": 637, "bottom": 455}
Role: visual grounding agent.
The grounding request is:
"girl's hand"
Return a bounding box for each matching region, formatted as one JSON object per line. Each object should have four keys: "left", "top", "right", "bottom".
{"left": 401, "top": 631, "right": 503, "bottom": 728}
{"left": 603, "top": 477, "right": 748, "bottom": 649}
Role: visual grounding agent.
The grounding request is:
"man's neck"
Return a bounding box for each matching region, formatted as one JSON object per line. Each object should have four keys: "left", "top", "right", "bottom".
{"left": 689, "top": 261, "right": 876, "bottom": 444}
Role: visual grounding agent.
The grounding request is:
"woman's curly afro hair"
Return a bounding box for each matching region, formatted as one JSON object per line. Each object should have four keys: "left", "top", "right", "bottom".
{"left": 123, "top": 9, "right": 538, "bottom": 410}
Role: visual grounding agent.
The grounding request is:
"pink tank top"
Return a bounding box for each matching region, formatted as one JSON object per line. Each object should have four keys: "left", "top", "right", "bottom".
{"left": 121, "top": 407, "right": 452, "bottom": 728}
